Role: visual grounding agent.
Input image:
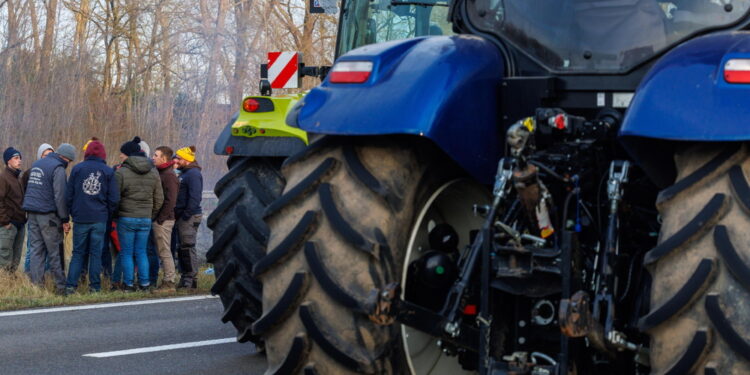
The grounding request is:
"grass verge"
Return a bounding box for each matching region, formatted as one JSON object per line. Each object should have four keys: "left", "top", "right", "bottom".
{"left": 0, "top": 267, "right": 214, "bottom": 311}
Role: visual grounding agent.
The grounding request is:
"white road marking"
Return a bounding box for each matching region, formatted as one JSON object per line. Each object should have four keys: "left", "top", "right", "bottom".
{"left": 0, "top": 295, "right": 218, "bottom": 317}
{"left": 83, "top": 338, "right": 236, "bottom": 358}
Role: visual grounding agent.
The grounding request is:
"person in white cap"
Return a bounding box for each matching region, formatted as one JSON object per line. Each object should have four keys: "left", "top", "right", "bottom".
{"left": 21, "top": 143, "right": 54, "bottom": 273}
{"left": 22, "top": 143, "right": 75, "bottom": 294}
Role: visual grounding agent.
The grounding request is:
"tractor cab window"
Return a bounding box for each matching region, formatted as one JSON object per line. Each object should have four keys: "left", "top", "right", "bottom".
{"left": 337, "top": 0, "right": 454, "bottom": 56}
{"left": 466, "top": 0, "right": 750, "bottom": 73}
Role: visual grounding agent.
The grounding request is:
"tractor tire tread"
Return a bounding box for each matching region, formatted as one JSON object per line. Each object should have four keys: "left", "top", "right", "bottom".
{"left": 207, "top": 187, "right": 244, "bottom": 229}
{"left": 318, "top": 183, "right": 377, "bottom": 256}
{"left": 643, "top": 193, "right": 728, "bottom": 265}
{"left": 638, "top": 258, "right": 717, "bottom": 331}
{"left": 209, "top": 157, "right": 285, "bottom": 347}
{"left": 342, "top": 143, "right": 402, "bottom": 212}
{"left": 656, "top": 143, "right": 741, "bottom": 207}
{"left": 252, "top": 211, "right": 319, "bottom": 277}
{"left": 264, "top": 158, "right": 338, "bottom": 219}
{"left": 261, "top": 138, "right": 427, "bottom": 374}
{"left": 252, "top": 272, "right": 310, "bottom": 336}
{"left": 648, "top": 152, "right": 750, "bottom": 374}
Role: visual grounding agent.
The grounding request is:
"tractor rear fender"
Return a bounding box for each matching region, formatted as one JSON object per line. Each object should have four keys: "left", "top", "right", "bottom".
{"left": 214, "top": 95, "right": 309, "bottom": 157}
{"left": 290, "top": 35, "right": 505, "bottom": 184}
{"left": 620, "top": 31, "right": 750, "bottom": 187}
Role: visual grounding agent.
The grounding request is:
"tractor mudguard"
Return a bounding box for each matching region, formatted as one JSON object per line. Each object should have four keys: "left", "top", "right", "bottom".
{"left": 620, "top": 32, "right": 750, "bottom": 187}
{"left": 290, "top": 35, "right": 505, "bottom": 184}
{"left": 214, "top": 95, "right": 309, "bottom": 157}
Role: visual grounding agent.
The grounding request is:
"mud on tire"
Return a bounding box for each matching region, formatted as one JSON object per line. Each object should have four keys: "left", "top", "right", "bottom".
{"left": 642, "top": 143, "right": 750, "bottom": 374}
{"left": 256, "top": 136, "right": 454, "bottom": 374}
{"left": 207, "top": 157, "right": 285, "bottom": 345}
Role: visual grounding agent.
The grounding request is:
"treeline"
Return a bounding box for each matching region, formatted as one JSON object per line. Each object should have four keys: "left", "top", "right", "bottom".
{"left": 0, "top": 0, "right": 337, "bottom": 187}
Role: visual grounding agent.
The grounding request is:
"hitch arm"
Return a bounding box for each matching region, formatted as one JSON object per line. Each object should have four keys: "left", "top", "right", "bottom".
{"left": 365, "top": 283, "right": 479, "bottom": 352}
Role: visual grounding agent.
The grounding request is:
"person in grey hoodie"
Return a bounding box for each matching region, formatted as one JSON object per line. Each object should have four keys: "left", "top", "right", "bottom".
{"left": 22, "top": 143, "right": 54, "bottom": 273}
{"left": 22, "top": 143, "right": 75, "bottom": 293}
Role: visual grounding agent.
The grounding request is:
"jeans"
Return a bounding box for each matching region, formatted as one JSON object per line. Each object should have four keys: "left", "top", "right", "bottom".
{"left": 112, "top": 250, "right": 123, "bottom": 283}
{"left": 66, "top": 222, "right": 106, "bottom": 291}
{"left": 116, "top": 217, "right": 152, "bottom": 287}
{"left": 146, "top": 230, "right": 159, "bottom": 285}
{"left": 100, "top": 219, "right": 113, "bottom": 277}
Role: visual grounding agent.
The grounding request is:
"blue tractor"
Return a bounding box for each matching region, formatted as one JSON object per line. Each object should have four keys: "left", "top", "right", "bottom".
{"left": 218, "top": 0, "right": 750, "bottom": 374}
{"left": 207, "top": 0, "right": 454, "bottom": 357}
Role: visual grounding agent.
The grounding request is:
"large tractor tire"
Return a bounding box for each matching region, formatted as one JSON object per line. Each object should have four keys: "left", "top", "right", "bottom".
{"left": 207, "top": 157, "right": 285, "bottom": 346}
{"left": 642, "top": 143, "right": 750, "bottom": 374}
{"left": 256, "top": 136, "right": 481, "bottom": 374}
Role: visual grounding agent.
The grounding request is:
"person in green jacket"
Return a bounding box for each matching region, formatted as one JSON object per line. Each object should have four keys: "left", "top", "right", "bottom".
{"left": 114, "top": 137, "right": 163, "bottom": 291}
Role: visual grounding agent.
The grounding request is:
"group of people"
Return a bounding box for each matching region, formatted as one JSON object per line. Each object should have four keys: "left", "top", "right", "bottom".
{"left": 0, "top": 136, "right": 204, "bottom": 294}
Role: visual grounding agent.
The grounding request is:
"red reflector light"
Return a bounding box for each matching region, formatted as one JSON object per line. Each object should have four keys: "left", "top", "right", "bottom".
{"left": 724, "top": 59, "right": 750, "bottom": 83}
{"left": 330, "top": 61, "right": 373, "bottom": 83}
{"left": 554, "top": 114, "right": 567, "bottom": 130}
{"left": 225, "top": 146, "right": 234, "bottom": 154}
{"left": 243, "top": 98, "right": 260, "bottom": 112}
{"left": 463, "top": 304, "right": 477, "bottom": 315}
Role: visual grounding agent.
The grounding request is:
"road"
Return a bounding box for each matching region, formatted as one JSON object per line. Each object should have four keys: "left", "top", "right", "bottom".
{"left": 0, "top": 296, "right": 267, "bottom": 375}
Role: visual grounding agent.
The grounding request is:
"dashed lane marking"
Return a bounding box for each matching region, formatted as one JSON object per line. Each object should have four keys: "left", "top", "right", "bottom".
{"left": 83, "top": 338, "right": 236, "bottom": 358}
{"left": 0, "top": 295, "right": 218, "bottom": 317}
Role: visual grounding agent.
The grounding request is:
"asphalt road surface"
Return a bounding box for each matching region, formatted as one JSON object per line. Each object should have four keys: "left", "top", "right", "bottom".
{"left": 0, "top": 296, "right": 267, "bottom": 375}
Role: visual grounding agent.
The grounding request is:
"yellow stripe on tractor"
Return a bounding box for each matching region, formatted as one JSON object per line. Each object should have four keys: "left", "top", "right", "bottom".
{"left": 231, "top": 94, "right": 308, "bottom": 144}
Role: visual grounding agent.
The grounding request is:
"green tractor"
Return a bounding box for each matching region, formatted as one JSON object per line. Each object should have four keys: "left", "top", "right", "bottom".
{"left": 207, "top": 0, "right": 452, "bottom": 350}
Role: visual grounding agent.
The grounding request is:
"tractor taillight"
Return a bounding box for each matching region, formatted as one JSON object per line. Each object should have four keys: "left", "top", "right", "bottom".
{"left": 329, "top": 61, "right": 373, "bottom": 83}
{"left": 243, "top": 98, "right": 260, "bottom": 112}
{"left": 724, "top": 59, "right": 750, "bottom": 83}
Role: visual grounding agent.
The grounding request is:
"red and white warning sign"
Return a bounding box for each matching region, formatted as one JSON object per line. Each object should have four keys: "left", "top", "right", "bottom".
{"left": 268, "top": 52, "right": 300, "bottom": 89}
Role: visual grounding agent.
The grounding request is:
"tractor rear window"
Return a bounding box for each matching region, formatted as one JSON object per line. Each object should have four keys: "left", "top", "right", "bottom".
{"left": 337, "top": 0, "right": 454, "bottom": 56}
{"left": 466, "top": 0, "right": 750, "bottom": 73}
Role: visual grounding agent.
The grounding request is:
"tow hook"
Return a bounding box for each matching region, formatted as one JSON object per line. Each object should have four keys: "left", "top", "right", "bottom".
{"left": 364, "top": 282, "right": 400, "bottom": 325}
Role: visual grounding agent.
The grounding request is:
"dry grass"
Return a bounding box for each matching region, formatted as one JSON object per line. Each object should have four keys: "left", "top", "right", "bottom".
{"left": 0, "top": 267, "right": 214, "bottom": 311}
{"left": 0, "top": 223, "right": 215, "bottom": 311}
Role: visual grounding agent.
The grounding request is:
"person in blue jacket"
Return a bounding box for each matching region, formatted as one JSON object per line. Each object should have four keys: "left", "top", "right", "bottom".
{"left": 173, "top": 146, "right": 202, "bottom": 289}
{"left": 64, "top": 140, "right": 119, "bottom": 294}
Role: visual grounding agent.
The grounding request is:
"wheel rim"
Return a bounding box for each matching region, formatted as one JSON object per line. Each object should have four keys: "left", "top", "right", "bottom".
{"left": 401, "top": 179, "right": 490, "bottom": 375}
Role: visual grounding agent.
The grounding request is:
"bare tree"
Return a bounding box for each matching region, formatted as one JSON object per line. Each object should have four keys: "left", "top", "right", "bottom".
{"left": 39, "top": 0, "right": 58, "bottom": 77}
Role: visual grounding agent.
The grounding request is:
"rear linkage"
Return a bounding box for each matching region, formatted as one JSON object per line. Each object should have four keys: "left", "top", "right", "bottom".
{"left": 365, "top": 108, "right": 645, "bottom": 374}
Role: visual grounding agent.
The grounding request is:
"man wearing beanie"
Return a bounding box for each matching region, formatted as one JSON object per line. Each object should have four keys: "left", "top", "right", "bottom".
{"left": 22, "top": 143, "right": 75, "bottom": 293}
{"left": 114, "top": 136, "right": 163, "bottom": 291}
{"left": 63, "top": 141, "right": 119, "bottom": 294}
{"left": 0, "top": 148, "right": 26, "bottom": 272}
{"left": 174, "top": 145, "right": 202, "bottom": 289}
{"left": 21, "top": 143, "right": 54, "bottom": 274}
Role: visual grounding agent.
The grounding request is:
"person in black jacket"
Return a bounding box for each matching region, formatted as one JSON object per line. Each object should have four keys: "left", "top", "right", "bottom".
{"left": 174, "top": 146, "right": 202, "bottom": 289}
{"left": 64, "top": 141, "right": 119, "bottom": 293}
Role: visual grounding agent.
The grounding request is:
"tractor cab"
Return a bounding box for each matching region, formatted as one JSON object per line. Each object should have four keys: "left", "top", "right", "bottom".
{"left": 462, "top": 0, "right": 749, "bottom": 74}
{"left": 337, "top": 0, "right": 454, "bottom": 56}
